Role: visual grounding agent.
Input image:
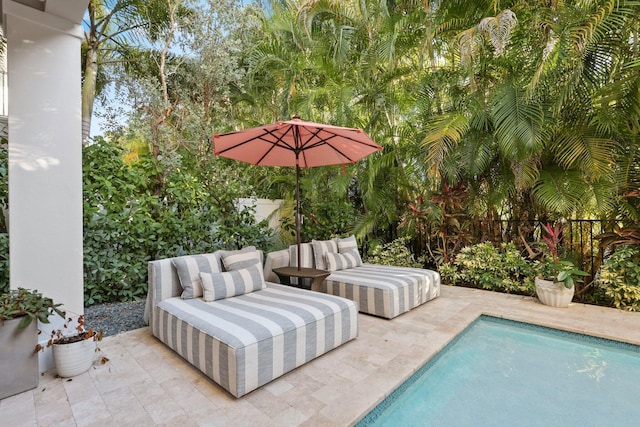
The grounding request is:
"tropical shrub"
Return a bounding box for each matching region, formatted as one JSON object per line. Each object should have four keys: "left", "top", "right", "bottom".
{"left": 364, "top": 237, "right": 423, "bottom": 268}
{"left": 302, "top": 199, "right": 356, "bottom": 242}
{"left": 83, "top": 139, "right": 273, "bottom": 305}
{"left": 597, "top": 246, "right": 640, "bottom": 311}
{"left": 534, "top": 223, "right": 589, "bottom": 289}
{"left": 440, "top": 242, "right": 535, "bottom": 295}
{"left": 83, "top": 140, "right": 158, "bottom": 304}
{"left": 279, "top": 198, "right": 356, "bottom": 245}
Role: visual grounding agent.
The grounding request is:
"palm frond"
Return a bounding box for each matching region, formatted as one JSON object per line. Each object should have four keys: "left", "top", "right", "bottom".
{"left": 440, "top": 150, "right": 464, "bottom": 184}
{"left": 532, "top": 168, "right": 588, "bottom": 214}
{"left": 589, "top": 178, "right": 617, "bottom": 215}
{"left": 491, "top": 83, "right": 544, "bottom": 156}
{"left": 553, "top": 130, "right": 616, "bottom": 178}
{"left": 422, "top": 112, "right": 470, "bottom": 166}
{"left": 618, "top": 199, "right": 640, "bottom": 223}
{"left": 511, "top": 158, "right": 540, "bottom": 190}
{"left": 458, "top": 132, "right": 494, "bottom": 177}
{"left": 477, "top": 9, "right": 517, "bottom": 55}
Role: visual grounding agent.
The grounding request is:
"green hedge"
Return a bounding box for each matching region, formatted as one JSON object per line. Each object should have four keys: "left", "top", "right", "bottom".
{"left": 598, "top": 245, "right": 640, "bottom": 311}
{"left": 82, "top": 140, "right": 273, "bottom": 305}
{"left": 364, "top": 237, "right": 423, "bottom": 268}
{"left": 439, "top": 242, "right": 535, "bottom": 295}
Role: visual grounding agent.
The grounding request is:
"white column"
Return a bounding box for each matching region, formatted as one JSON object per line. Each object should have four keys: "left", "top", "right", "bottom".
{"left": 6, "top": 3, "right": 84, "bottom": 320}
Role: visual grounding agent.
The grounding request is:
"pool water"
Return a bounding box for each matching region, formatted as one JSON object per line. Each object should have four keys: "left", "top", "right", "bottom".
{"left": 358, "top": 316, "right": 640, "bottom": 426}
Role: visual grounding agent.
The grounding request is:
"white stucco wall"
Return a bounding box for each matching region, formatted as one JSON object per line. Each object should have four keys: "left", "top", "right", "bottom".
{"left": 6, "top": 4, "right": 84, "bottom": 318}
{"left": 236, "top": 198, "right": 284, "bottom": 230}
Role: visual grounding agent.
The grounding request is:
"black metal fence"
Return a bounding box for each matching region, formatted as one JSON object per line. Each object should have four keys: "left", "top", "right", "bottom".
{"left": 421, "top": 218, "right": 608, "bottom": 280}
{"left": 478, "top": 219, "right": 605, "bottom": 277}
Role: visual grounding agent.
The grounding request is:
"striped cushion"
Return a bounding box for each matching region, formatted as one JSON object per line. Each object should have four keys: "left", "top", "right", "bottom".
{"left": 337, "top": 235, "right": 363, "bottom": 265}
{"left": 289, "top": 243, "right": 314, "bottom": 268}
{"left": 220, "top": 246, "right": 261, "bottom": 271}
{"left": 173, "top": 254, "right": 222, "bottom": 299}
{"left": 312, "top": 239, "right": 338, "bottom": 270}
{"left": 325, "top": 251, "right": 361, "bottom": 271}
{"left": 200, "top": 263, "right": 265, "bottom": 301}
{"left": 337, "top": 235, "right": 358, "bottom": 252}
{"left": 288, "top": 243, "right": 314, "bottom": 286}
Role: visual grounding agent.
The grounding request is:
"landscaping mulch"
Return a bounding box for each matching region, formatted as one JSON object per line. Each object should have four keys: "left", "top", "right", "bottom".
{"left": 84, "top": 299, "right": 146, "bottom": 337}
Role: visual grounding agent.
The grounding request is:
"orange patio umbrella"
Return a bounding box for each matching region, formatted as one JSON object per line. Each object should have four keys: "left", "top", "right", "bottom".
{"left": 213, "top": 115, "right": 383, "bottom": 269}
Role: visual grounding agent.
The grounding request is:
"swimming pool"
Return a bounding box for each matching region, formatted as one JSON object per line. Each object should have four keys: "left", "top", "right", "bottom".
{"left": 357, "top": 315, "right": 640, "bottom": 426}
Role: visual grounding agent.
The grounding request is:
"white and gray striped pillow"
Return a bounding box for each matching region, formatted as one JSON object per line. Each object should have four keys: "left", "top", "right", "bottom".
{"left": 337, "top": 235, "right": 363, "bottom": 265}
{"left": 312, "top": 239, "right": 338, "bottom": 270}
{"left": 289, "top": 243, "right": 314, "bottom": 268}
{"left": 173, "top": 254, "right": 222, "bottom": 299}
{"left": 325, "top": 251, "right": 361, "bottom": 272}
{"left": 220, "top": 246, "right": 262, "bottom": 271}
{"left": 199, "top": 264, "right": 266, "bottom": 301}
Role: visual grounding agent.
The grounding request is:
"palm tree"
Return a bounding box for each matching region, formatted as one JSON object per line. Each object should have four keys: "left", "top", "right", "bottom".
{"left": 235, "top": 0, "right": 639, "bottom": 248}
{"left": 242, "top": 0, "right": 434, "bottom": 241}
{"left": 82, "top": 0, "right": 172, "bottom": 144}
{"left": 423, "top": 0, "right": 640, "bottom": 220}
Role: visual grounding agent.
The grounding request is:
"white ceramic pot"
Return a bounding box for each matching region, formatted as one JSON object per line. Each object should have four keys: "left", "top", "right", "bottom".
{"left": 52, "top": 338, "right": 97, "bottom": 378}
{"left": 535, "top": 277, "right": 575, "bottom": 308}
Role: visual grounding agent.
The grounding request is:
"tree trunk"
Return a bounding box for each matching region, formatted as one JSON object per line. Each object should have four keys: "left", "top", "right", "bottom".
{"left": 82, "top": 46, "right": 98, "bottom": 145}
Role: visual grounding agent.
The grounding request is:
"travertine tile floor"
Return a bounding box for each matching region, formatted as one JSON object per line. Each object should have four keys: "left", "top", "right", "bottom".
{"left": 2, "top": 285, "right": 640, "bottom": 426}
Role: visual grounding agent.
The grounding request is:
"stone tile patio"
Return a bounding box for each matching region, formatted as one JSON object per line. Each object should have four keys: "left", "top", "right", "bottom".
{"left": 2, "top": 285, "right": 640, "bottom": 426}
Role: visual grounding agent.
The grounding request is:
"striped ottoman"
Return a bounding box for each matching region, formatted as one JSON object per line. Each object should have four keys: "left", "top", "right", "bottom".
{"left": 324, "top": 264, "right": 441, "bottom": 319}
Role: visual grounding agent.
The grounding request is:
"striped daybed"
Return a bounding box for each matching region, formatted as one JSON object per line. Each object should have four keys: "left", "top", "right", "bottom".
{"left": 144, "top": 249, "right": 358, "bottom": 398}
{"left": 264, "top": 237, "right": 441, "bottom": 319}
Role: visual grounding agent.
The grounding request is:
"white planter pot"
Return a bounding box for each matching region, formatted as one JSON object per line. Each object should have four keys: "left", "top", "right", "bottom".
{"left": 535, "top": 277, "right": 575, "bottom": 308}
{"left": 52, "top": 338, "right": 97, "bottom": 378}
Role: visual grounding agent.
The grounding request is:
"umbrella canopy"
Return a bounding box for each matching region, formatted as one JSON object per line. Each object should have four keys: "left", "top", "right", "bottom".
{"left": 213, "top": 116, "right": 383, "bottom": 270}
{"left": 213, "top": 116, "right": 382, "bottom": 168}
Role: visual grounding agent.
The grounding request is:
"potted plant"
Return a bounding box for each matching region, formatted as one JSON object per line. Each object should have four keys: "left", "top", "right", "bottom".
{"left": 534, "top": 223, "right": 589, "bottom": 307}
{"left": 0, "top": 288, "right": 64, "bottom": 399}
{"left": 36, "top": 314, "right": 104, "bottom": 378}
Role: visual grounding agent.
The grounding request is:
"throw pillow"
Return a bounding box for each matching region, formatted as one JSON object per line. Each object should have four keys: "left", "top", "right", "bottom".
{"left": 289, "top": 243, "right": 314, "bottom": 268}
{"left": 199, "top": 264, "right": 266, "bottom": 301}
{"left": 312, "top": 239, "right": 338, "bottom": 270}
{"left": 220, "top": 246, "right": 261, "bottom": 271}
{"left": 173, "top": 254, "right": 222, "bottom": 299}
{"left": 325, "top": 251, "right": 361, "bottom": 272}
{"left": 337, "top": 235, "right": 363, "bottom": 266}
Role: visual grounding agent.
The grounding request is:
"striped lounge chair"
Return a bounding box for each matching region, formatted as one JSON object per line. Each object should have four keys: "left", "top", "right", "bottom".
{"left": 264, "top": 237, "right": 441, "bottom": 319}
{"left": 144, "top": 249, "right": 358, "bottom": 398}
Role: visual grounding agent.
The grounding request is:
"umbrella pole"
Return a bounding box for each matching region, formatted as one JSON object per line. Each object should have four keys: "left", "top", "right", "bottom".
{"left": 295, "top": 156, "right": 302, "bottom": 271}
